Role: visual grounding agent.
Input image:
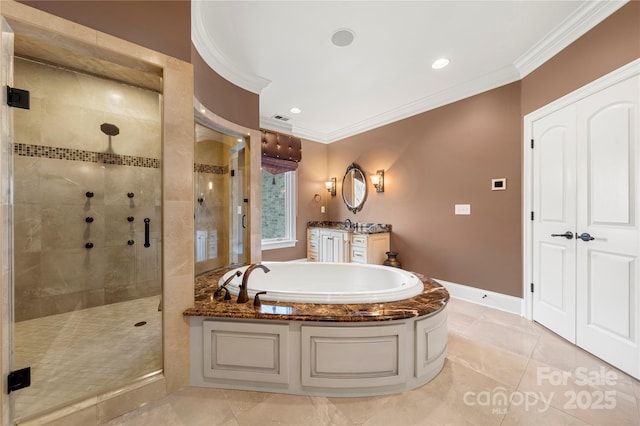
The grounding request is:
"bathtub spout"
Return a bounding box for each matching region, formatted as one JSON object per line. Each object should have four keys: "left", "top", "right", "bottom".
{"left": 237, "top": 263, "right": 270, "bottom": 303}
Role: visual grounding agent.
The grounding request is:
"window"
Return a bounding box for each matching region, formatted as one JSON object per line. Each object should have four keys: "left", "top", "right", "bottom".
{"left": 261, "top": 169, "right": 296, "bottom": 250}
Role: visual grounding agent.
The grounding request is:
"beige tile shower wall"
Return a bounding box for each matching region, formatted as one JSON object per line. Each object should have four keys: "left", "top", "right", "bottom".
{"left": 12, "top": 58, "right": 162, "bottom": 321}
{"left": 14, "top": 58, "right": 161, "bottom": 157}
{"left": 194, "top": 139, "right": 230, "bottom": 274}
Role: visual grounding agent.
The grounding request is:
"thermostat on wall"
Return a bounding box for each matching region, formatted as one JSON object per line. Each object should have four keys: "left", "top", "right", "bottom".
{"left": 491, "top": 178, "right": 507, "bottom": 191}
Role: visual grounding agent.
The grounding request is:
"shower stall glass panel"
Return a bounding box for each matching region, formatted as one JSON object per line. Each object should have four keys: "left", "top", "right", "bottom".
{"left": 11, "top": 57, "right": 162, "bottom": 419}
{"left": 194, "top": 123, "right": 247, "bottom": 275}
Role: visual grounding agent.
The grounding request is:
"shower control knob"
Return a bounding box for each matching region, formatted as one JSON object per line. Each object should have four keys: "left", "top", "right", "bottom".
{"left": 85, "top": 242, "right": 94, "bottom": 249}
{"left": 85, "top": 191, "right": 94, "bottom": 198}
{"left": 127, "top": 240, "right": 135, "bottom": 246}
{"left": 85, "top": 217, "right": 94, "bottom": 223}
{"left": 127, "top": 216, "right": 134, "bottom": 222}
{"left": 127, "top": 192, "right": 134, "bottom": 198}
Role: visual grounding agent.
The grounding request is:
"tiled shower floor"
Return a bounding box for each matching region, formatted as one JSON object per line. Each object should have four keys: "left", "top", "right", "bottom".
{"left": 13, "top": 295, "right": 162, "bottom": 420}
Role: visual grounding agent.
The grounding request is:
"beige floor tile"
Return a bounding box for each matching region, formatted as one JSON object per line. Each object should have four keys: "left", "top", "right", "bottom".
{"left": 478, "top": 308, "right": 544, "bottom": 337}
{"left": 446, "top": 310, "right": 478, "bottom": 335}
{"left": 517, "top": 359, "right": 639, "bottom": 426}
{"left": 327, "top": 393, "right": 398, "bottom": 425}
{"left": 446, "top": 298, "right": 488, "bottom": 318}
{"left": 308, "top": 396, "right": 355, "bottom": 425}
{"left": 357, "top": 360, "right": 507, "bottom": 425}
{"left": 635, "top": 379, "right": 640, "bottom": 418}
{"left": 104, "top": 400, "right": 184, "bottom": 426}
{"left": 447, "top": 333, "right": 529, "bottom": 388}
{"left": 462, "top": 318, "right": 539, "bottom": 359}
{"left": 501, "top": 401, "right": 590, "bottom": 426}
{"left": 221, "top": 389, "right": 273, "bottom": 419}
{"left": 233, "top": 393, "right": 332, "bottom": 426}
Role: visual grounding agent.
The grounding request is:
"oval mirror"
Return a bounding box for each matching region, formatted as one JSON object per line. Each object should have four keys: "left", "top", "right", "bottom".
{"left": 342, "top": 163, "right": 367, "bottom": 214}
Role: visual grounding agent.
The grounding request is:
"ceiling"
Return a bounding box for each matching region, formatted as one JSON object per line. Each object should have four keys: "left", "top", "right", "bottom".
{"left": 192, "top": 1, "right": 626, "bottom": 143}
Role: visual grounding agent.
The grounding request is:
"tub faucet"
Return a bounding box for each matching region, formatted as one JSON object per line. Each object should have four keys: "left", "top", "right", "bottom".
{"left": 214, "top": 270, "right": 241, "bottom": 299}
{"left": 237, "top": 263, "right": 270, "bottom": 303}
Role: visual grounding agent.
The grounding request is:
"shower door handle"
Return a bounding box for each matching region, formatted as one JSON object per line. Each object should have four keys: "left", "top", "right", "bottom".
{"left": 144, "top": 218, "right": 150, "bottom": 247}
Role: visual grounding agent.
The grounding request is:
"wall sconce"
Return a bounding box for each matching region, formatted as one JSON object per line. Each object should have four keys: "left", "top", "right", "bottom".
{"left": 325, "top": 177, "right": 336, "bottom": 197}
{"left": 370, "top": 170, "right": 384, "bottom": 193}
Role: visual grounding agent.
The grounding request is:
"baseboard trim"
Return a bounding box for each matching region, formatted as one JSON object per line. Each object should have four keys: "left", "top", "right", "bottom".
{"left": 434, "top": 278, "right": 524, "bottom": 316}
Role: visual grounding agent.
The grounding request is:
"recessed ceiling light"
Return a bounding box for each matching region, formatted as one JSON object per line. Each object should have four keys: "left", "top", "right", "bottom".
{"left": 432, "top": 58, "right": 450, "bottom": 69}
{"left": 331, "top": 28, "right": 355, "bottom": 47}
{"left": 290, "top": 107, "right": 301, "bottom": 114}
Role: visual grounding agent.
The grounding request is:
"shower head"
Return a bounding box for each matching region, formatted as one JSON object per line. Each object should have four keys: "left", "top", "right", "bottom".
{"left": 100, "top": 123, "right": 119, "bottom": 136}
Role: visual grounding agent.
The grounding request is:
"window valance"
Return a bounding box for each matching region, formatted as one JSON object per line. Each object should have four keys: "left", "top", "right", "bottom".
{"left": 261, "top": 129, "right": 302, "bottom": 175}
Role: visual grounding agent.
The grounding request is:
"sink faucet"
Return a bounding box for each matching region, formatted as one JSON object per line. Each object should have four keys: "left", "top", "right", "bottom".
{"left": 344, "top": 218, "right": 352, "bottom": 230}
{"left": 237, "top": 263, "right": 270, "bottom": 303}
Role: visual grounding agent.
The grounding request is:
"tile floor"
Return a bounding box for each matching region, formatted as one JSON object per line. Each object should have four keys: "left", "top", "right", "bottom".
{"left": 104, "top": 298, "right": 640, "bottom": 425}
{"left": 14, "top": 295, "right": 162, "bottom": 419}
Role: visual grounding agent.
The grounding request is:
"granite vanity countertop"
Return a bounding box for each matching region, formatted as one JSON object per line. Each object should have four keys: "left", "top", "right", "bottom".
{"left": 183, "top": 266, "right": 449, "bottom": 322}
{"left": 307, "top": 221, "right": 391, "bottom": 234}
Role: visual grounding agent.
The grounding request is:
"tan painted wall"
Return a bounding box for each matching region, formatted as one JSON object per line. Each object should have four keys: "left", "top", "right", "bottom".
{"left": 327, "top": 82, "right": 522, "bottom": 297}
{"left": 16, "top": 0, "right": 191, "bottom": 62}
{"left": 192, "top": 45, "right": 260, "bottom": 130}
{"left": 522, "top": 1, "right": 640, "bottom": 115}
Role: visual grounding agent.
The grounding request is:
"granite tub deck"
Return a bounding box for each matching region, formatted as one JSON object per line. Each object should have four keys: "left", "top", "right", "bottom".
{"left": 185, "top": 266, "right": 450, "bottom": 397}
{"left": 183, "top": 266, "right": 450, "bottom": 321}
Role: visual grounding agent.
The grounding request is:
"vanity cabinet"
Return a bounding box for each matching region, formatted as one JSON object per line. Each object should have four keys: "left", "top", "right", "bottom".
{"left": 308, "top": 228, "right": 349, "bottom": 262}
{"left": 307, "top": 228, "right": 320, "bottom": 262}
{"left": 320, "top": 229, "right": 349, "bottom": 263}
{"left": 307, "top": 227, "right": 390, "bottom": 264}
{"left": 350, "top": 232, "right": 390, "bottom": 265}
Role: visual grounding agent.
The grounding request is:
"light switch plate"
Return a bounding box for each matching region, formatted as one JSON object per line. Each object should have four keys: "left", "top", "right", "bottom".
{"left": 455, "top": 204, "right": 471, "bottom": 215}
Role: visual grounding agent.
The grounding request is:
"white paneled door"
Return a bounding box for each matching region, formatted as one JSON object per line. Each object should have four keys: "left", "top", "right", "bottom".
{"left": 532, "top": 104, "right": 578, "bottom": 344}
{"left": 532, "top": 74, "right": 640, "bottom": 379}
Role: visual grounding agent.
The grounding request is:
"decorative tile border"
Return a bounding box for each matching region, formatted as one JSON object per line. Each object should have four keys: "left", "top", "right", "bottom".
{"left": 194, "top": 163, "right": 228, "bottom": 174}
{"left": 13, "top": 142, "right": 160, "bottom": 169}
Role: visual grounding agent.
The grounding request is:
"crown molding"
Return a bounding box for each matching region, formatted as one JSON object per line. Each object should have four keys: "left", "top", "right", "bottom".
{"left": 191, "top": 1, "right": 271, "bottom": 94}
{"left": 514, "top": 0, "right": 628, "bottom": 78}
{"left": 293, "top": 64, "right": 521, "bottom": 144}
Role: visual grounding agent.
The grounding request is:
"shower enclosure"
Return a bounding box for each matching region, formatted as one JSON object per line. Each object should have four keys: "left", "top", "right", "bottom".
{"left": 10, "top": 56, "right": 163, "bottom": 419}
{"left": 194, "top": 122, "right": 247, "bottom": 274}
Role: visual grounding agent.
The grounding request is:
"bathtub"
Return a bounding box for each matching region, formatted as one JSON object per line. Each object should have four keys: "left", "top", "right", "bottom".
{"left": 189, "top": 265, "right": 448, "bottom": 397}
{"left": 220, "top": 261, "right": 424, "bottom": 304}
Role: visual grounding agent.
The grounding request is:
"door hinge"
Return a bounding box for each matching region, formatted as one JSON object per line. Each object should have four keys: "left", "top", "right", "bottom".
{"left": 231, "top": 169, "right": 235, "bottom": 177}
{"left": 531, "top": 139, "right": 534, "bottom": 149}
{"left": 7, "top": 86, "right": 30, "bottom": 109}
{"left": 8, "top": 367, "right": 30, "bottom": 393}
{"left": 530, "top": 283, "right": 534, "bottom": 293}
{"left": 531, "top": 211, "right": 534, "bottom": 221}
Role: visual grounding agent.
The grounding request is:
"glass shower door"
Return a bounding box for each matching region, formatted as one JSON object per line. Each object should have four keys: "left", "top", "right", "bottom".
{"left": 230, "top": 144, "right": 247, "bottom": 265}
{"left": 10, "top": 56, "right": 163, "bottom": 420}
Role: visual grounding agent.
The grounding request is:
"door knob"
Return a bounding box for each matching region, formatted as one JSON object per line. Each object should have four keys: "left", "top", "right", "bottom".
{"left": 577, "top": 232, "right": 595, "bottom": 242}
{"left": 551, "top": 231, "right": 574, "bottom": 240}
